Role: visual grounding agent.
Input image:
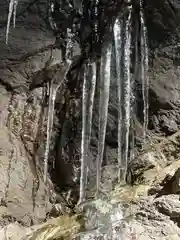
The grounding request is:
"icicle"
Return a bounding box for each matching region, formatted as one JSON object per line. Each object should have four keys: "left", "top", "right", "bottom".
{"left": 78, "top": 66, "right": 88, "bottom": 205}
{"left": 113, "top": 18, "right": 123, "bottom": 183}
{"left": 78, "top": 61, "right": 97, "bottom": 205}
{"left": 43, "top": 61, "right": 71, "bottom": 184}
{"left": 6, "top": 0, "right": 18, "bottom": 43}
{"left": 6, "top": 0, "right": 14, "bottom": 44}
{"left": 122, "top": 6, "right": 132, "bottom": 183}
{"left": 43, "top": 83, "right": 56, "bottom": 184}
{"left": 89, "top": 63, "right": 97, "bottom": 127}
{"left": 85, "top": 62, "right": 97, "bottom": 181}
{"left": 13, "top": 0, "right": 18, "bottom": 28}
{"left": 96, "top": 43, "right": 112, "bottom": 196}
{"left": 134, "top": 19, "right": 140, "bottom": 83}
{"left": 140, "top": 0, "right": 149, "bottom": 141}
{"left": 130, "top": 19, "right": 140, "bottom": 163}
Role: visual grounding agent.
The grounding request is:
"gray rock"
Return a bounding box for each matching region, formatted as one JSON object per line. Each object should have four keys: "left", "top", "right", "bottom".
{"left": 1, "top": 1, "right": 180, "bottom": 239}
{"left": 0, "top": 90, "right": 51, "bottom": 226}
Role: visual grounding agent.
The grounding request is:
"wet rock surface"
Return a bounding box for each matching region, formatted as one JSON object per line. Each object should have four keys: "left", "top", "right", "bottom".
{"left": 0, "top": 0, "right": 180, "bottom": 239}
{"left": 0, "top": 0, "right": 61, "bottom": 226}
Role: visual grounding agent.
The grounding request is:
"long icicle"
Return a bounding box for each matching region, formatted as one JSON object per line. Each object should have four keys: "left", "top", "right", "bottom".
{"left": 6, "top": 0, "right": 14, "bottom": 44}
{"left": 43, "top": 62, "right": 71, "bottom": 185}
{"left": 78, "top": 65, "right": 88, "bottom": 205}
{"left": 140, "top": 0, "right": 149, "bottom": 141}
{"left": 43, "top": 82, "right": 56, "bottom": 185}
{"left": 113, "top": 17, "right": 123, "bottom": 183}
{"left": 13, "top": 0, "right": 18, "bottom": 28}
{"left": 96, "top": 43, "right": 112, "bottom": 196}
{"left": 85, "top": 62, "right": 97, "bottom": 184}
{"left": 123, "top": 6, "right": 132, "bottom": 183}
{"left": 78, "top": 61, "right": 97, "bottom": 205}
{"left": 130, "top": 18, "right": 139, "bottom": 165}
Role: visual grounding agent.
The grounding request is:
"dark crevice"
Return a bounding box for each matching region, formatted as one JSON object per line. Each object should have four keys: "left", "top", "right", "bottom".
{"left": 0, "top": 78, "right": 13, "bottom": 92}
{"left": 155, "top": 203, "right": 180, "bottom": 228}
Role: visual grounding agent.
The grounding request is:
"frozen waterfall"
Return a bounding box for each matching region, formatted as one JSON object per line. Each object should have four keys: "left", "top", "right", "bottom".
{"left": 5, "top": 0, "right": 149, "bottom": 208}
{"left": 78, "top": 1, "right": 149, "bottom": 202}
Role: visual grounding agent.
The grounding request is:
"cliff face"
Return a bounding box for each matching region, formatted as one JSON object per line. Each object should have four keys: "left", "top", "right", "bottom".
{"left": 0, "top": 0, "right": 180, "bottom": 238}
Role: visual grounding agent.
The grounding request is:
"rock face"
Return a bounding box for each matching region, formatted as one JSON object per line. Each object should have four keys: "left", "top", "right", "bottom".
{"left": 0, "top": 81, "right": 51, "bottom": 226}
{"left": 0, "top": 0, "right": 59, "bottom": 226}
{"left": 1, "top": 0, "right": 180, "bottom": 239}
{"left": 0, "top": 0, "right": 81, "bottom": 227}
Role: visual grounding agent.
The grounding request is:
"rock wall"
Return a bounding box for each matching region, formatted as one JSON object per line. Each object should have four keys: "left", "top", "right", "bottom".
{"left": 0, "top": 0, "right": 60, "bottom": 226}
{"left": 1, "top": 0, "right": 180, "bottom": 238}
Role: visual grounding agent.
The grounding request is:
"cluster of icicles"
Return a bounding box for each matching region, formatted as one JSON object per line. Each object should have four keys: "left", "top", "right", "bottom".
{"left": 6, "top": 0, "right": 149, "bottom": 206}
{"left": 79, "top": 1, "right": 149, "bottom": 204}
